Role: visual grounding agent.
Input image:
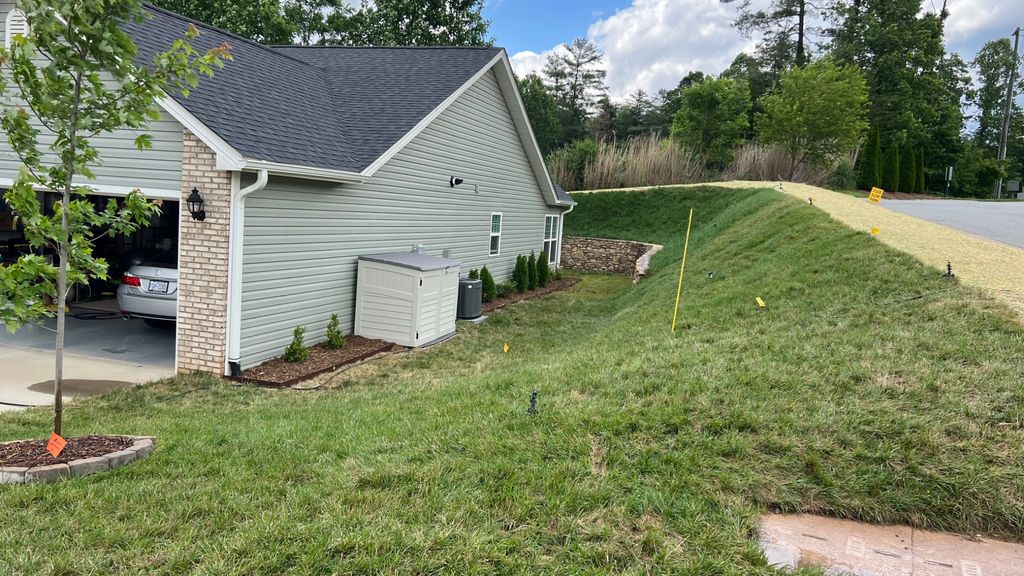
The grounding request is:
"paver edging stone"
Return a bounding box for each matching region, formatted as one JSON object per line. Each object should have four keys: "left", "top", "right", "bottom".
{"left": 0, "top": 436, "right": 156, "bottom": 484}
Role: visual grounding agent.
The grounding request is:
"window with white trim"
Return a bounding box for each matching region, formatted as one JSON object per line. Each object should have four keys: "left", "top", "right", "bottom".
{"left": 489, "top": 213, "right": 502, "bottom": 256}
{"left": 5, "top": 9, "right": 29, "bottom": 49}
{"left": 543, "top": 215, "right": 559, "bottom": 265}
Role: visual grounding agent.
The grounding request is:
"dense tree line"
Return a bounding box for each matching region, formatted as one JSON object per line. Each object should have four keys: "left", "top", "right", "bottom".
{"left": 519, "top": 0, "right": 1023, "bottom": 197}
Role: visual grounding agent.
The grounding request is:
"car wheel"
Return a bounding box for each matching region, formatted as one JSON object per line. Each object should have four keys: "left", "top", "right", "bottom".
{"left": 143, "top": 318, "right": 174, "bottom": 329}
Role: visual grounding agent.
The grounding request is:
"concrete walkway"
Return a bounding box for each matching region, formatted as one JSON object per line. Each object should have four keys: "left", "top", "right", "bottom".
{"left": 762, "top": 514, "right": 1024, "bottom": 575}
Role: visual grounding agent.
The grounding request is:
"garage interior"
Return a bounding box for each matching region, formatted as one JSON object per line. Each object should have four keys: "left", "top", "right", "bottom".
{"left": 0, "top": 192, "right": 178, "bottom": 409}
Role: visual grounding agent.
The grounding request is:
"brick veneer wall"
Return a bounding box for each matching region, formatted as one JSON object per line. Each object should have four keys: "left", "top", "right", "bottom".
{"left": 175, "top": 130, "right": 232, "bottom": 374}
{"left": 561, "top": 236, "right": 663, "bottom": 281}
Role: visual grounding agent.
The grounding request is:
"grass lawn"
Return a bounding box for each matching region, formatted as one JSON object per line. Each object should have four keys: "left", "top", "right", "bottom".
{"left": 2, "top": 186, "right": 1023, "bottom": 575}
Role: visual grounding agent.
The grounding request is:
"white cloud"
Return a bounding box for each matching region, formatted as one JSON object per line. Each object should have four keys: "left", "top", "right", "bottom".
{"left": 509, "top": 0, "right": 1024, "bottom": 103}
{"left": 511, "top": 0, "right": 753, "bottom": 101}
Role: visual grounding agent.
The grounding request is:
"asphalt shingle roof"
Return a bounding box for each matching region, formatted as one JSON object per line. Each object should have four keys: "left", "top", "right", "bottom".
{"left": 126, "top": 4, "right": 502, "bottom": 173}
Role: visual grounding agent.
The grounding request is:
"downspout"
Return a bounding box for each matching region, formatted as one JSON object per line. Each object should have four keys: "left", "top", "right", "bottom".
{"left": 226, "top": 169, "right": 268, "bottom": 376}
{"left": 557, "top": 203, "right": 574, "bottom": 269}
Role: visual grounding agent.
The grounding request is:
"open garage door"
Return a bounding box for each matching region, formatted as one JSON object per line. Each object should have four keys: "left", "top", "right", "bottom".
{"left": 0, "top": 192, "right": 179, "bottom": 411}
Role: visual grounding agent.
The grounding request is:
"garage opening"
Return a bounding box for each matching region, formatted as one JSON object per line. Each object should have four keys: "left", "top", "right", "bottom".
{"left": 0, "top": 192, "right": 179, "bottom": 410}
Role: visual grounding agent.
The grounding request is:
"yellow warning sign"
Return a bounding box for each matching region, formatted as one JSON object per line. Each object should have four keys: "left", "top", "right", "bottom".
{"left": 503, "top": 343, "right": 510, "bottom": 353}
{"left": 868, "top": 187, "right": 884, "bottom": 203}
{"left": 755, "top": 297, "right": 766, "bottom": 308}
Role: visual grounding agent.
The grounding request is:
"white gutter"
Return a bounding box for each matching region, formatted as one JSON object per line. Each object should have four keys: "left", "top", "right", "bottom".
{"left": 226, "top": 169, "right": 268, "bottom": 375}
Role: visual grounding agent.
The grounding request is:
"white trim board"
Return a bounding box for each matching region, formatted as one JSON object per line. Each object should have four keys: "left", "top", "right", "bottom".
{"left": 0, "top": 177, "right": 180, "bottom": 200}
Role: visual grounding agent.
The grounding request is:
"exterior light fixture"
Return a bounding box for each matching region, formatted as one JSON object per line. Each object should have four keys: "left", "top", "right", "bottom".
{"left": 449, "top": 176, "right": 464, "bottom": 188}
{"left": 186, "top": 187, "right": 206, "bottom": 221}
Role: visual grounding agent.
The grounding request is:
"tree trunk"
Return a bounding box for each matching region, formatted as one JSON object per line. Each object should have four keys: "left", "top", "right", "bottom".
{"left": 796, "top": 0, "right": 807, "bottom": 66}
{"left": 54, "top": 71, "right": 82, "bottom": 436}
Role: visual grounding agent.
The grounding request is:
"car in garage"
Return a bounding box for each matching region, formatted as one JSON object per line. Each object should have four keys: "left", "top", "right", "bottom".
{"left": 117, "top": 249, "right": 177, "bottom": 326}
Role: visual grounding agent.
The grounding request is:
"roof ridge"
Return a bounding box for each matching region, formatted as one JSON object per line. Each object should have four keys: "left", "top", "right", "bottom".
{"left": 140, "top": 3, "right": 315, "bottom": 68}
{"left": 269, "top": 44, "right": 502, "bottom": 51}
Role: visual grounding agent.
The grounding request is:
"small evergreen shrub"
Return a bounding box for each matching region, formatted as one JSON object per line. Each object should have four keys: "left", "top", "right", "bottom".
{"left": 527, "top": 252, "right": 538, "bottom": 290}
{"left": 480, "top": 266, "right": 496, "bottom": 302}
{"left": 325, "top": 313, "right": 345, "bottom": 349}
{"left": 537, "top": 250, "right": 550, "bottom": 287}
{"left": 496, "top": 282, "right": 515, "bottom": 299}
{"left": 468, "top": 269, "right": 479, "bottom": 280}
{"left": 513, "top": 255, "right": 529, "bottom": 293}
{"left": 284, "top": 326, "right": 309, "bottom": 362}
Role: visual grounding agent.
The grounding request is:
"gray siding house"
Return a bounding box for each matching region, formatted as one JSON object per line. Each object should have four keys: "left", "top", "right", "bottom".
{"left": 0, "top": 3, "right": 574, "bottom": 374}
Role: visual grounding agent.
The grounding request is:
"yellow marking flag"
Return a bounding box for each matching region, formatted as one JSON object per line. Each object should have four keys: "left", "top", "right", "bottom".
{"left": 871, "top": 227, "right": 880, "bottom": 235}
{"left": 755, "top": 297, "right": 766, "bottom": 308}
{"left": 503, "top": 343, "right": 510, "bottom": 354}
{"left": 868, "top": 187, "right": 884, "bottom": 203}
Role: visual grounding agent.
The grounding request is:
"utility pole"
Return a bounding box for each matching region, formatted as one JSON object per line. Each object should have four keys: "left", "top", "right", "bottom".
{"left": 995, "top": 26, "right": 1021, "bottom": 199}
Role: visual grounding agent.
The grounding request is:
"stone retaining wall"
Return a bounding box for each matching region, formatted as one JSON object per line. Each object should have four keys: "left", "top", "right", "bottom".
{"left": 561, "top": 236, "right": 663, "bottom": 281}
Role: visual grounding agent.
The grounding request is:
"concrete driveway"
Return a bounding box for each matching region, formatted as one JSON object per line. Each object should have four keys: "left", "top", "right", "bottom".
{"left": 0, "top": 311, "right": 174, "bottom": 412}
{"left": 882, "top": 199, "right": 1024, "bottom": 248}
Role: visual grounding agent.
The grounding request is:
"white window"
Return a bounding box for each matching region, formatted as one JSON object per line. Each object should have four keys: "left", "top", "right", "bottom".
{"left": 5, "top": 9, "right": 29, "bottom": 49}
{"left": 489, "top": 213, "right": 502, "bottom": 256}
{"left": 544, "top": 215, "right": 559, "bottom": 265}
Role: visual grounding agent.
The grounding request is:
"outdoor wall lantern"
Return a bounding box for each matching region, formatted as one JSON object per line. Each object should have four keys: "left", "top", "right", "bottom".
{"left": 449, "top": 176, "right": 464, "bottom": 188}
{"left": 186, "top": 187, "right": 206, "bottom": 221}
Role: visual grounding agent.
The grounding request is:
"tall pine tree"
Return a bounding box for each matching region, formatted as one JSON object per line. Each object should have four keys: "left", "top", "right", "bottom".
{"left": 900, "top": 144, "right": 916, "bottom": 192}
{"left": 882, "top": 142, "right": 900, "bottom": 192}
{"left": 858, "top": 125, "right": 882, "bottom": 189}
{"left": 915, "top": 147, "right": 926, "bottom": 193}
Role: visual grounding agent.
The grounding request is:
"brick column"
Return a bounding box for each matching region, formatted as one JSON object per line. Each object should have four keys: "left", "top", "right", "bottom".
{"left": 176, "top": 130, "right": 232, "bottom": 374}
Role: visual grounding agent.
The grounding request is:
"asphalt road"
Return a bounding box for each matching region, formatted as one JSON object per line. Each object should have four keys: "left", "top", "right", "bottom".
{"left": 882, "top": 199, "right": 1024, "bottom": 249}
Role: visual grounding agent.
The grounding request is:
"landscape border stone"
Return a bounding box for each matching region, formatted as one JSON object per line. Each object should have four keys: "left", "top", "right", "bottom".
{"left": 0, "top": 436, "right": 156, "bottom": 485}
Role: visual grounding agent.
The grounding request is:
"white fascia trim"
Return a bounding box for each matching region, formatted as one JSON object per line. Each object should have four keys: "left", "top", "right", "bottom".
{"left": 490, "top": 52, "right": 562, "bottom": 207}
{"left": 241, "top": 159, "right": 365, "bottom": 183}
{"left": 360, "top": 52, "right": 506, "bottom": 178}
{"left": 0, "top": 177, "right": 179, "bottom": 200}
{"left": 155, "top": 92, "right": 245, "bottom": 171}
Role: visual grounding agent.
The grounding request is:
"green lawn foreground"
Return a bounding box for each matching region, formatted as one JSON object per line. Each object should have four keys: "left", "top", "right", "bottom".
{"left": 1, "top": 186, "right": 1022, "bottom": 575}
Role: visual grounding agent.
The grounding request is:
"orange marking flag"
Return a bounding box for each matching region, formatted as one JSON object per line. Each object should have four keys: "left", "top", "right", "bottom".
{"left": 868, "top": 187, "right": 884, "bottom": 203}
{"left": 47, "top": 433, "right": 67, "bottom": 458}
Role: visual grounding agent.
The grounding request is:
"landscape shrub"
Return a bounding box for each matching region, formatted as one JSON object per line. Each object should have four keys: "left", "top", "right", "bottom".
{"left": 324, "top": 314, "right": 345, "bottom": 349}
{"left": 480, "top": 266, "right": 496, "bottom": 302}
{"left": 495, "top": 282, "right": 515, "bottom": 299}
{"left": 547, "top": 134, "right": 703, "bottom": 191}
{"left": 915, "top": 148, "right": 926, "bottom": 193}
{"left": 537, "top": 251, "right": 550, "bottom": 287}
{"left": 284, "top": 326, "right": 309, "bottom": 362}
{"left": 857, "top": 125, "right": 882, "bottom": 189}
{"left": 722, "top": 143, "right": 834, "bottom": 185}
{"left": 468, "top": 269, "right": 479, "bottom": 280}
{"left": 513, "top": 255, "right": 529, "bottom": 293}
{"left": 527, "top": 252, "right": 538, "bottom": 290}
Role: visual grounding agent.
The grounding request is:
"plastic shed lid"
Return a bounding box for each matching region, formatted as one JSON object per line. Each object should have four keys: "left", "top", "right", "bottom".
{"left": 358, "top": 252, "right": 461, "bottom": 271}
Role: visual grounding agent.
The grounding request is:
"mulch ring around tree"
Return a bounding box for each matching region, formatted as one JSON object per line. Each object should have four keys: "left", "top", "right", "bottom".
{"left": 0, "top": 435, "right": 133, "bottom": 468}
{"left": 234, "top": 336, "right": 397, "bottom": 387}
{"left": 481, "top": 277, "right": 579, "bottom": 314}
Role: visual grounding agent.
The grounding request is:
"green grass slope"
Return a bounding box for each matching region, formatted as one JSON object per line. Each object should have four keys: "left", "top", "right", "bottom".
{"left": 1, "top": 186, "right": 1022, "bottom": 575}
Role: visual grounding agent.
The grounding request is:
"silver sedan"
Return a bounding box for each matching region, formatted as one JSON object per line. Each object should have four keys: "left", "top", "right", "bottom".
{"left": 117, "top": 250, "right": 178, "bottom": 327}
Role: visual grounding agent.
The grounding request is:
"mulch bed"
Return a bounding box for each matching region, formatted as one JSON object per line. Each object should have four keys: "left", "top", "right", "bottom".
{"left": 0, "top": 435, "right": 133, "bottom": 468}
{"left": 481, "top": 277, "right": 580, "bottom": 313}
{"left": 235, "top": 336, "right": 395, "bottom": 387}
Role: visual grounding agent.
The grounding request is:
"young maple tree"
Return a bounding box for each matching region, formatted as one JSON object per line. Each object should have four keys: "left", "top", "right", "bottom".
{"left": 0, "top": 0, "right": 230, "bottom": 435}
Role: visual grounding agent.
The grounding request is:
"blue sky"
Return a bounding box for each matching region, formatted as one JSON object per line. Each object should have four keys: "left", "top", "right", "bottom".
{"left": 489, "top": 0, "right": 1024, "bottom": 101}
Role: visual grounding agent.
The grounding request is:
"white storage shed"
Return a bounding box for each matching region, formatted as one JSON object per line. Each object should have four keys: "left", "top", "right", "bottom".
{"left": 354, "top": 252, "right": 461, "bottom": 347}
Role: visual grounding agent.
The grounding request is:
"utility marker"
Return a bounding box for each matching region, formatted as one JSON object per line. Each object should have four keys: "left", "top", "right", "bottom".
{"left": 755, "top": 297, "right": 766, "bottom": 308}
{"left": 503, "top": 343, "right": 510, "bottom": 354}
{"left": 870, "top": 227, "right": 880, "bottom": 235}
{"left": 671, "top": 208, "right": 695, "bottom": 333}
{"left": 47, "top": 432, "right": 67, "bottom": 458}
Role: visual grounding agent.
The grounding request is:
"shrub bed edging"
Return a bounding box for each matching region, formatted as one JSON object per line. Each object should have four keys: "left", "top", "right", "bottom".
{"left": 0, "top": 436, "right": 156, "bottom": 484}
